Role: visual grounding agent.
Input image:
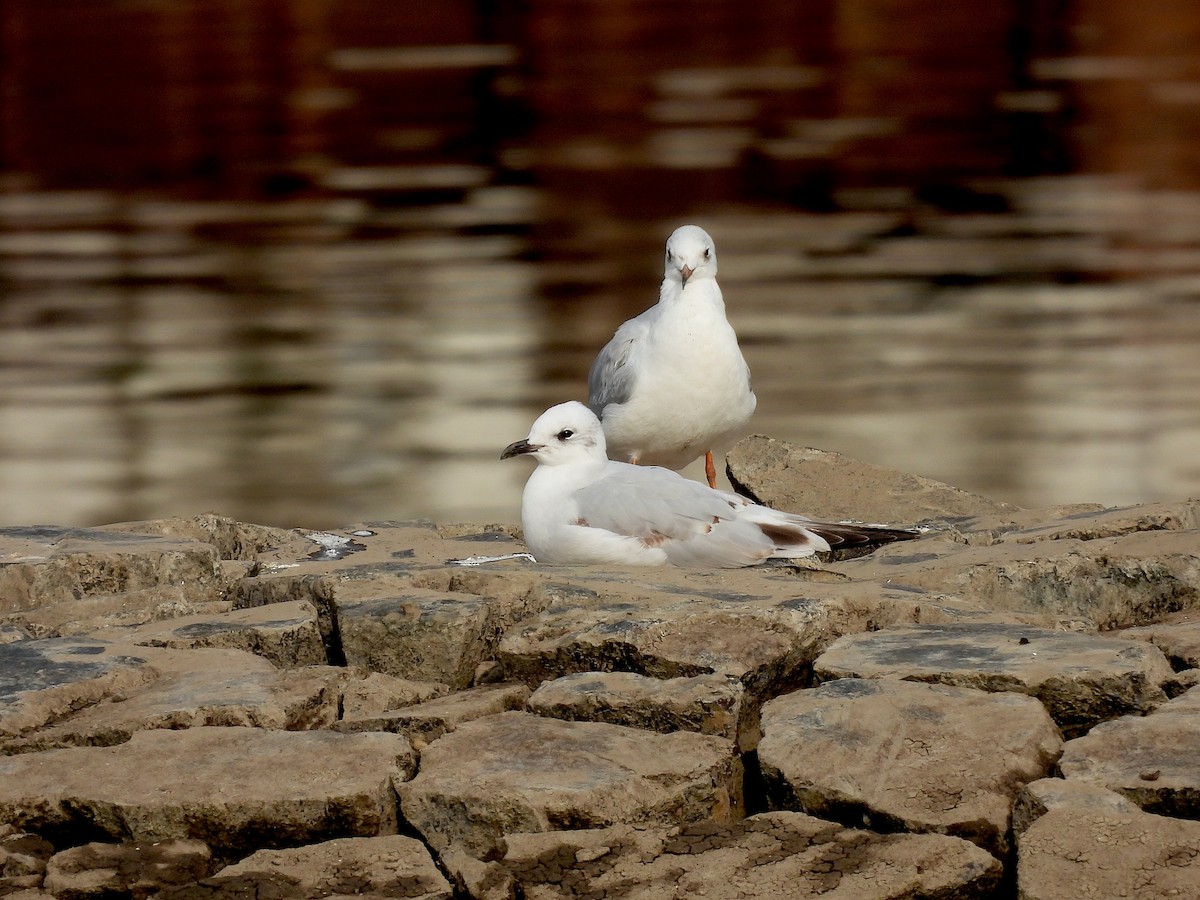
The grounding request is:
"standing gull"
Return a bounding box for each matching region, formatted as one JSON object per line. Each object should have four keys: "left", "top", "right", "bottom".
{"left": 502, "top": 401, "right": 918, "bottom": 568}
{"left": 588, "top": 225, "right": 755, "bottom": 488}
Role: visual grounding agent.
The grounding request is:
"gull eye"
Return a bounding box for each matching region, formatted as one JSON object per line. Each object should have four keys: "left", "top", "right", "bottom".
{"left": 556, "top": 429, "right": 574, "bottom": 441}
{"left": 704, "top": 247, "right": 711, "bottom": 259}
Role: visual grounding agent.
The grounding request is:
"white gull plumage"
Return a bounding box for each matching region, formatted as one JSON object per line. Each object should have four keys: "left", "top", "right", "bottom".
{"left": 502, "top": 401, "right": 918, "bottom": 568}
{"left": 587, "top": 224, "right": 754, "bottom": 487}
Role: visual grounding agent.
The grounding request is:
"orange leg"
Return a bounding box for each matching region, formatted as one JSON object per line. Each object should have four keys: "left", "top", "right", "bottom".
{"left": 704, "top": 451, "right": 717, "bottom": 489}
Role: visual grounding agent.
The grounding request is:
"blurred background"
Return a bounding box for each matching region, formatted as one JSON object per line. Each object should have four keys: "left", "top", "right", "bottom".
{"left": 1, "top": 0, "right": 1199, "bottom": 529}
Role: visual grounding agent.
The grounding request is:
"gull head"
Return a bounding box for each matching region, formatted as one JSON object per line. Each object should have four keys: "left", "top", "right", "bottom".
{"left": 501, "top": 401, "right": 607, "bottom": 467}
{"left": 664, "top": 225, "right": 718, "bottom": 288}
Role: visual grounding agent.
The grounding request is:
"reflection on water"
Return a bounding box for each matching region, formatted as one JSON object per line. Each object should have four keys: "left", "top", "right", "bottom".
{"left": 2, "top": 179, "right": 1199, "bottom": 529}
{"left": 2, "top": 1, "right": 1200, "bottom": 527}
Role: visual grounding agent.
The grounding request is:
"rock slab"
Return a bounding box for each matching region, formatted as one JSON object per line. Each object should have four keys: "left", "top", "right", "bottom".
{"left": 758, "top": 678, "right": 1061, "bottom": 856}
{"left": 396, "top": 711, "right": 742, "bottom": 859}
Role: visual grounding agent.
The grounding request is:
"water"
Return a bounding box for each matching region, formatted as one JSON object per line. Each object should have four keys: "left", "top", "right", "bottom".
{"left": 2, "top": 180, "right": 1198, "bottom": 530}
{"left": 2, "top": 2, "right": 1199, "bottom": 529}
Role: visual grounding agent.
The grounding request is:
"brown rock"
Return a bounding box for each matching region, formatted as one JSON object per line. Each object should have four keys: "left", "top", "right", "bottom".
{"left": 43, "top": 839, "right": 213, "bottom": 898}
{"left": 1011, "top": 778, "right": 1141, "bottom": 837}
{"left": 1057, "top": 685, "right": 1200, "bottom": 818}
{"left": 526, "top": 671, "right": 748, "bottom": 747}
{"left": 0, "top": 637, "right": 159, "bottom": 739}
{"left": 1017, "top": 805, "right": 1200, "bottom": 900}
{"left": 120, "top": 600, "right": 327, "bottom": 668}
{"left": 501, "top": 813, "right": 1002, "bottom": 899}
{"left": 814, "top": 622, "right": 1172, "bottom": 737}
{"left": 838, "top": 530, "right": 1200, "bottom": 628}
{"left": 0, "top": 727, "right": 414, "bottom": 854}
{"left": 396, "top": 711, "right": 742, "bottom": 859}
{"left": 758, "top": 678, "right": 1061, "bottom": 856}
{"left": 338, "top": 670, "right": 449, "bottom": 720}
{"left": 726, "top": 435, "right": 1017, "bottom": 522}
{"left": 0, "top": 526, "right": 224, "bottom": 617}
{"left": 0, "top": 827, "right": 54, "bottom": 893}
{"left": 335, "top": 589, "right": 512, "bottom": 690}
{"left": 169, "top": 835, "right": 451, "bottom": 899}
{"left": 1120, "top": 612, "right": 1200, "bottom": 669}
{"left": 334, "top": 682, "right": 531, "bottom": 748}
{"left": 3, "top": 648, "right": 344, "bottom": 753}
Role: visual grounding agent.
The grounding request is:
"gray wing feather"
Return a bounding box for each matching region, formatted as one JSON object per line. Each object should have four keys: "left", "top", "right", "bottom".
{"left": 587, "top": 314, "right": 652, "bottom": 414}
{"left": 574, "top": 466, "right": 736, "bottom": 540}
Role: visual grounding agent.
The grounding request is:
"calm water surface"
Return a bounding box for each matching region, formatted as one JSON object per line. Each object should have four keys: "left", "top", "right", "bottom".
{"left": 2, "top": 179, "right": 1198, "bottom": 529}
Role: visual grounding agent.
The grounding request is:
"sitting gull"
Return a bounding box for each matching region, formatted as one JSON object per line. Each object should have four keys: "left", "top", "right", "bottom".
{"left": 587, "top": 224, "right": 755, "bottom": 488}
{"left": 502, "top": 401, "right": 919, "bottom": 568}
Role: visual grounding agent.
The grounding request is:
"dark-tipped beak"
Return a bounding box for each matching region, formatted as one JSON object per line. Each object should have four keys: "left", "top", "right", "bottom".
{"left": 501, "top": 438, "right": 540, "bottom": 460}
{"left": 679, "top": 264, "right": 693, "bottom": 286}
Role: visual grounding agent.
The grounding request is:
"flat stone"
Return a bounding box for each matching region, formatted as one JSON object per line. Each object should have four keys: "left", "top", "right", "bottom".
{"left": 499, "top": 813, "right": 1002, "bottom": 899}
{"left": 43, "top": 839, "right": 214, "bottom": 898}
{"left": 839, "top": 530, "right": 1200, "bottom": 628}
{"left": 335, "top": 589, "right": 509, "bottom": 689}
{"left": 169, "top": 835, "right": 452, "bottom": 900}
{"left": 1012, "top": 778, "right": 1141, "bottom": 837}
{"left": 0, "top": 727, "right": 414, "bottom": 853}
{"left": 3, "top": 649, "right": 344, "bottom": 753}
{"left": 122, "top": 600, "right": 326, "bottom": 668}
{"left": 1120, "top": 612, "right": 1200, "bottom": 668}
{"left": 814, "top": 622, "right": 1172, "bottom": 737}
{"left": 1057, "top": 685, "right": 1200, "bottom": 818}
{"left": 1017, "top": 804, "right": 1200, "bottom": 900}
{"left": 0, "top": 827, "right": 54, "bottom": 891}
{"left": 496, "top": 582, "right": 976, "bottom": 746}
{"left": 334, "top": 682, "right": 531, "bottom": 749}
{"left": 527, "top": 671, "right": 748, "bottom": 748}
{"left": 104, "top": 513, "right": 297, "bottom": 562}
{"left": 396, "top": 711, "right": 741, "bottom": 859}
{"left": 0, "top": 637, "right": 159, "bottom": 738}
{"left": 0, "top": 526, "right": 224, "bottom": 616}
{"left": 339, "top": 669, "right": 449, "bottom": 719}
{"left": 991, "top": 500, "right": 1200, "bottom": 545}
{"left": 758, "top": 678, "right": 1061, "bottom": 856}
{"left": 726, "top": 435, "right": 1018, "bottom": 523}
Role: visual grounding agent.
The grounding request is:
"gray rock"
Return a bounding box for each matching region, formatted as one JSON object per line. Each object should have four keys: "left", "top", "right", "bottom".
{"left": 334, "top": 682, "right": 531, "bottom": 748}
{"left": 43, "top": 839, "right": 213, "bottom": 898}
{"left": 814, "top": 622, "right": 1172, "bottom": 737}
{"left": 500, "top": 813, "right": 1002, "bottom": 899}
{"left": 1011, "top": 778, "right": 1141, "bottom": 836}
{"left": 3, "top": 649, "right": 345, "bottom": 753}
{"left": 726, "top": 435, "right": 1018, "bottom": 522}
{"left": 1017, "top": 804, "right": 1200, "bottom": 900}
{"left": 169, "top": 835, "right": 452, "bottom": 899}
{"left": 758, "top": 678, "right": 1061, "bottom": 856}
{"left": 396, "top": 711, "right": 742, "bottom": 859}
{"left": 527, "top": 671, "right": 748, "bottom": 747}
{"left": 1057, "top": 685, "right": 1200, "bottom": 818}
{"left": 0, "top": 727, "right": 414, "bottom": 854}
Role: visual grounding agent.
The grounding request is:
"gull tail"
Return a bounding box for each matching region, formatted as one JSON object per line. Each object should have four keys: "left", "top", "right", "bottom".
{"left": 743, "top": 507, "right": 921, "bottom": 561}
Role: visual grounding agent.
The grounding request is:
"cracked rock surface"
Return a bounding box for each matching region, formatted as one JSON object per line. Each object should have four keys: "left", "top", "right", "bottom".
{"left": 1, "top": 439, "right": 1198, "bottom": 898}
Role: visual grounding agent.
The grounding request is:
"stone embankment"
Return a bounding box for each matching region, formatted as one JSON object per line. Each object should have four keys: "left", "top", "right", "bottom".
{"left": 2, "top": 436, "right": 1199, "bottom": 899}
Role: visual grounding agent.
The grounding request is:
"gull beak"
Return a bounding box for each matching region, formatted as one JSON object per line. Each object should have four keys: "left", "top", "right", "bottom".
{"left": 501, "top": 438, "right": 541, "bottom": 460}
{"left": 679, "top": 264, "right": 693, "bottom": 286}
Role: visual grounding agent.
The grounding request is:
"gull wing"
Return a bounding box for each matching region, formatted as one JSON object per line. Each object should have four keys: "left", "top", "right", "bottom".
{"left": 586, "top": 309, "right": 655, "bottom": 414}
